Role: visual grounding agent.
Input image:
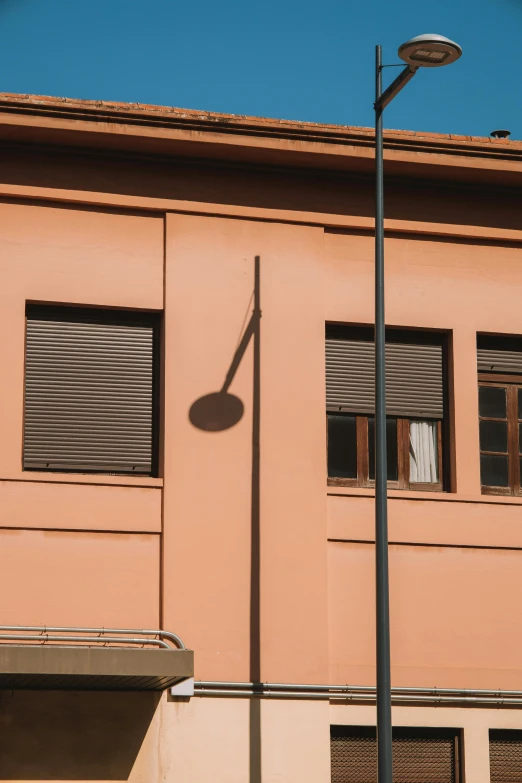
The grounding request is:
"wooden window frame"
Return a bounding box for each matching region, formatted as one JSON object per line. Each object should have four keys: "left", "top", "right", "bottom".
{"left": 479, "top": 373, "right": 522, "bottom": 497}
{"left": 327, "top": 414, "right": 443, "bottom": 492}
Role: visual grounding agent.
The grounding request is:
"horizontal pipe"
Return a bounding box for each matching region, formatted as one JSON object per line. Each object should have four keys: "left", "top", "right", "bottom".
{"left": 195, "top": 689, "right": 331, "bottom": 700}
{"left": 197, "top": 680, "right": 522, "bottom": 696}
{"left": 0, "top": 625, "right": 185, "bottom": 650}
{"left": 194, "top": 681, "right": 522, "bottom": 706}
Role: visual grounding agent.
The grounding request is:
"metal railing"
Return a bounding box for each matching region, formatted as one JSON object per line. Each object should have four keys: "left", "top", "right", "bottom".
{"left": 0, "top": 625, "right": 185, "bottom": 650}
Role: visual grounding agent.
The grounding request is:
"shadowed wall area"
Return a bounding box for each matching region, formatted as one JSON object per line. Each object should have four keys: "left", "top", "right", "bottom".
{"left": 0, "top": 690, "right": 160, "bottom": 780}
{"left": 2, "top": 145, "right": 522, "bottom": 233}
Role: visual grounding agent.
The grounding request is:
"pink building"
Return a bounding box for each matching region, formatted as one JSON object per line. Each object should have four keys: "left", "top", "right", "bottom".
{"left": 0, "top": 92, "right": 522, "bottom": 781}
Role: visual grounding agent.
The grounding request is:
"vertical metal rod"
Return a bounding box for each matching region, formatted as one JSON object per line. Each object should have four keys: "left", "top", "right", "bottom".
{"left": 375, "top": 43, "right": 393, "bottom": 783}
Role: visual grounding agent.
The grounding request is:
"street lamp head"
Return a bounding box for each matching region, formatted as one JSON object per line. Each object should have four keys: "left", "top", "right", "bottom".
{"left": 398, "top": 34, "right": 462, "bottom": 68}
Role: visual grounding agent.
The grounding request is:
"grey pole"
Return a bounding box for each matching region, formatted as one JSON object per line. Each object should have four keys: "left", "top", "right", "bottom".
{"left": 374, "top": 43, "right": 393, "bottom": 783}
{"left": 372, "top": 34, "right": 460, "bottom": 781}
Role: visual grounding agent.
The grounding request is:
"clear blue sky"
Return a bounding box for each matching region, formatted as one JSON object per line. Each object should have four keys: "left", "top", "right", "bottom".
{"left": 0, "top": 0, "right": 520, "bottom": 138}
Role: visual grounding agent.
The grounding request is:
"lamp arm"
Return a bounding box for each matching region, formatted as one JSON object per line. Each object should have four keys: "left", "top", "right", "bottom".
{"left": 375, "top": 64, "right": 418, "bottom": 111}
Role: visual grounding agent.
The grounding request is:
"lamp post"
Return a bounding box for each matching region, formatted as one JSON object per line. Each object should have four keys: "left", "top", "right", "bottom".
{"left": 373, "top": 34, "right": 462, "bottom": 783}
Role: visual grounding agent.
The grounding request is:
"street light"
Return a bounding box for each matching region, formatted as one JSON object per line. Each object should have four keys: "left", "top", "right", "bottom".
{"left": 373, "top": 34, "right": 462, "bottom": 783}
{"left": 398, "top": 34, "right": 462, "bottom": 68}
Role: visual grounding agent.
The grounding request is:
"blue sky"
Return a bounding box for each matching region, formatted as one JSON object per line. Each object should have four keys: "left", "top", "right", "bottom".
{"left": 0, "top": 0, "right": 520, "bottom": 138}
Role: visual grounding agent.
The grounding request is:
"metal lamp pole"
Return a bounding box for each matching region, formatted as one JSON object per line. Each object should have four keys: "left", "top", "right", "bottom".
{"left": 373, "top": 34, "right": 462, "bottom": 783}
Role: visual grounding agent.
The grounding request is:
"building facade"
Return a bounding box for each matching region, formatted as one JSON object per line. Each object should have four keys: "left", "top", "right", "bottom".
{"left": 1, "top": 92, "right": 522, "bottom": 781}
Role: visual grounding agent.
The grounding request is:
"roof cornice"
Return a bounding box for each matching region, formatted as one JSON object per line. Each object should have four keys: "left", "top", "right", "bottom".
{"left": 0, "top": 92, "right": 521, "bottom": 186}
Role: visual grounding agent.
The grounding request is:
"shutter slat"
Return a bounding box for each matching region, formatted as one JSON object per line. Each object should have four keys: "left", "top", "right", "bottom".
{"left": 478, "top": 348, "right": 522, "bottom": 374}
{"left": 24, "top": 314, "right": 155, "bottom": 474}
{"left": 326, "top": 338, "right": 443, "bottom": 418}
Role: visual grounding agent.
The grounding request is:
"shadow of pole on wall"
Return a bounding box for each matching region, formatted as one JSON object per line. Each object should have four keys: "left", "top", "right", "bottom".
{"left": 189, "top": 256, "right": 262, "bottom": 783}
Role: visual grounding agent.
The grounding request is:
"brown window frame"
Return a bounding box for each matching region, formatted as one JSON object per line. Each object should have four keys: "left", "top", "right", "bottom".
{"left": 327, "top": 414, "right": 443, "bottom": 492}
{"left": 326, "top": 325, "right": 448, "bottom": 493}
{"left": 479, "top": 372, "right": 522, "bottom": 496}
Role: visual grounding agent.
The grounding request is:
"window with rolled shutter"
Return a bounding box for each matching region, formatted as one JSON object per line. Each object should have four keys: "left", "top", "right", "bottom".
{"left": 23, "top": 306, "right": 159, "bottom": 475}
{"left": 331, "top": 726, "right": 460, "bottom": 783}
{"left": 326, "top": 325, "right": 446, "bottom": 490}
{"left": 490, "top": 729, "right": 522, "bottom": 782}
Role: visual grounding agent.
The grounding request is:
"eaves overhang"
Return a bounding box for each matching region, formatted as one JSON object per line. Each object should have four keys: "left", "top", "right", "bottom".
{"left": 0, "top": 93, "right": 521, "bottom": 188}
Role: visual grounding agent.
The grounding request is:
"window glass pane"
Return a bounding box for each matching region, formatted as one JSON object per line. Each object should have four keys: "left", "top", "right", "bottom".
{"left": 368, "top": 417, "right": 398, "bottom": 482}
{"left": 409, "top": 420, "right": 438, "bottom": 483}
{"left": 480, "top": 454, "right": 509, "bottom": 487}
{"left": 327, "top": 414, "right": 357, "bottom": 478}
{"left": 520, "top": 423, "right": 522, "bottom": 455}
{"left": 480, "top": 420, "right": 508, "bottom": 453}
{"left": 479, "top": 386, "right": 506, "bottom": 419}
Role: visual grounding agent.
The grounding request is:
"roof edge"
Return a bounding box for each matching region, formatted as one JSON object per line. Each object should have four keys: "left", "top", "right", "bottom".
{"left": 0, "top": 91, "right": 520, "bottom": 158}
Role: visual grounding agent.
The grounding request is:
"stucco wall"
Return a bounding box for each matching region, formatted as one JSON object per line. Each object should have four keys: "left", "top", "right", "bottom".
{"left": 324, "top": 227, "right": 522, "bottom": 691}
{"left": 1, "top": 135, "right": 522, "bottom": 781}
{"left": 163, "top": 213, "right": 329, "bottom": 683}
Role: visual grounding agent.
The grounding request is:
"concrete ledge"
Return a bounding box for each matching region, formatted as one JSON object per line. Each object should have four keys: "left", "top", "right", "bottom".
{"left": 0, "top": 645, "right": 194, "bottom": 690}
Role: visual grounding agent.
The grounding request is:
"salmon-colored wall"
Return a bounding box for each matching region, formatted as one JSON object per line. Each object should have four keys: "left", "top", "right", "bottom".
{"left": 163, "top": 213, "right": 328, "bottom": 682}
{"left": 324, "top": 228, "right": 522, "bottom": 690}
{"left": 1, "top": 147, "right": 522, "bottom": 695}
{"left": 329, "top": 541, "right": 522, "bottom": 688}
{"left": 4, "top": 99, "right": 522, "bottom": 783}
{"left": 0, "top": 528, "right": 160, "bottom": 627}
{"left": 0, "top": 479, "right": 161, "bottom": 532}
{"left": 0, "top": 200, "right": 163, "bottom": 629}
{"left": 0, "top": 200, "right": 163, "bottom": 478}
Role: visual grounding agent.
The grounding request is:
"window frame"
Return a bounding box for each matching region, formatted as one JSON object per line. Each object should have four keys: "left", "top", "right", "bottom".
{"left": 325, "top": 324, "right": 448, "bottom": 493}
{"left": 479, "top": 372, "right": 522, "bottom": 497}
{"left": 23, "top": 303, "right": 162, "bottom": 478}
{"left": 327, "top": 413, "right": 443, "bottom": 491}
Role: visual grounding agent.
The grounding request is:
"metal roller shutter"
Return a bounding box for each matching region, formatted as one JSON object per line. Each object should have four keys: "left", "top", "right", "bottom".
{"left": 24, "top": 309, "right": 156, "bottom": 474}
{"left": 490, "top": 730, "right": 522, "bottom": 783}
{"left": 478, "top": 348, "right": 522, "bottom": 374}
{"left": 331, "top": 726, "right": 459, "bottom": 783}
{"left": 326, "top": 338, "right": 444, "bottom": 419}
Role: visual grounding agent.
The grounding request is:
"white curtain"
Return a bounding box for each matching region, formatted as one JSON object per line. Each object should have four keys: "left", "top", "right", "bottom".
{"left": 409, "top": 420, "right": 438, "bottom": 483}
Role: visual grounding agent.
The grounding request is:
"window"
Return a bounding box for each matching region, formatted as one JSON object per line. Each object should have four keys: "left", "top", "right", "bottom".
{"left": 326, "top": 326, "right": 446, "bottom": 491}
{"left": 478, "top": 334, "right": 522, "bottom": 495}
{"left": 331, "top": 726, "right": 461, "bottom": 783}
{"left": 23, "top": 305, "right": 159, "bottom": 475}
{"left": 490, "top": 729, "right": 522, "bottom": 782}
